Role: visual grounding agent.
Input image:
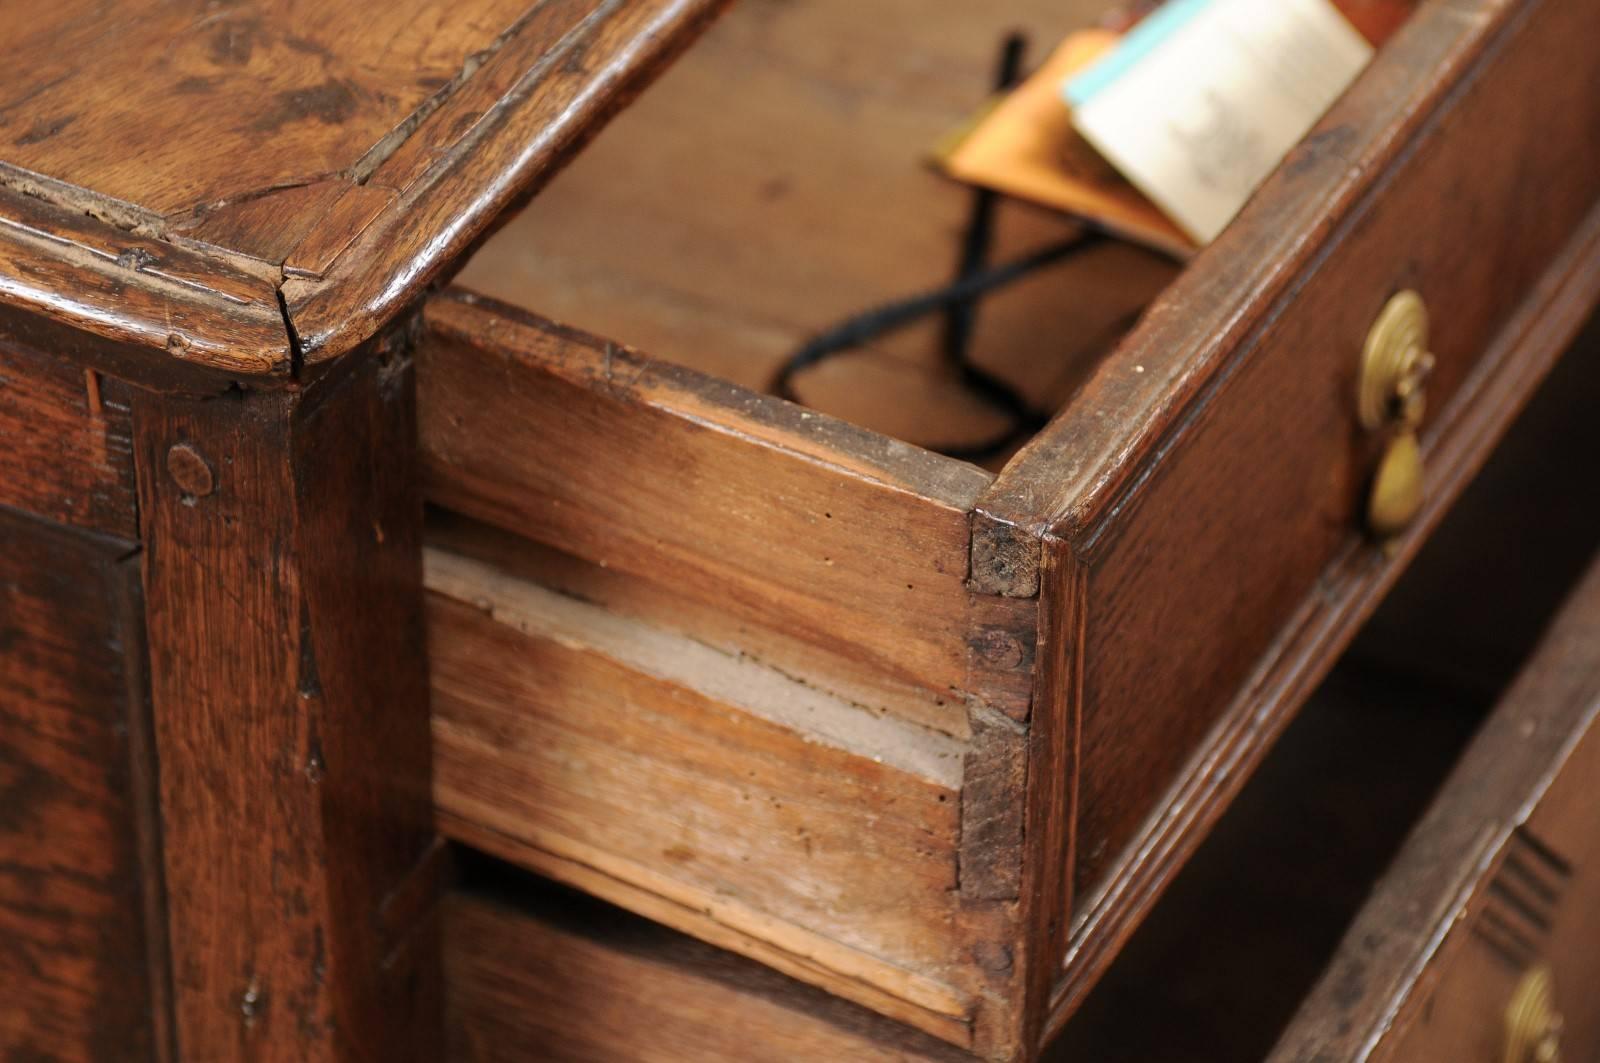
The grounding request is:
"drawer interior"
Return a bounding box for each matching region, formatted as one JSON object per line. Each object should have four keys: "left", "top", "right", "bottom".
{"left": 455, "top": 0, "right": 1412, "bottom": 467}
{"left": 442, "top": 302, "right": 1600, "bottom": 1063}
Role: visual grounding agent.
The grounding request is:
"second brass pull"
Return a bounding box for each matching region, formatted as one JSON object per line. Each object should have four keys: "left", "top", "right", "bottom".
{"left": 1505, "top": 965, "right": 1564, "bottom": 1063}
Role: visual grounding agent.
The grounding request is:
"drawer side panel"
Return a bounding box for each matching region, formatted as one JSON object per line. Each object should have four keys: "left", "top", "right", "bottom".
{"left": 425, "top": 553, "right": 979, "bottom": 1045}
{"left": 419, "top": 293, "right": 988, "bottom": 737}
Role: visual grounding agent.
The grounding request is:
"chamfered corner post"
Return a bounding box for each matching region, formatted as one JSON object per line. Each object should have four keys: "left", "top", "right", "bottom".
{"left": 130, "top": 331, "right": 443, "bottom": 1061}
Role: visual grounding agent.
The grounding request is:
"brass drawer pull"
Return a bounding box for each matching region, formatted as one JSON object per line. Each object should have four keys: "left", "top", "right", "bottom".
{"left": 1359, "top": 290, "right": 1435, "bottom": 538}
{"left": 1505, "top": 965, "right": 1564, "bottom": 1063}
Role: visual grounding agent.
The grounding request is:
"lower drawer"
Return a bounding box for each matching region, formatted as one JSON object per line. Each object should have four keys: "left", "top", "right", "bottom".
{"left": 1266, "top": 316, "right": 1600, "bottom": 1063}
{"left": 1272, "top": 564, "right": 1600, "bottom": 1056}
{"left": 444, "top": 862, "right": 971, "bottom": 1063}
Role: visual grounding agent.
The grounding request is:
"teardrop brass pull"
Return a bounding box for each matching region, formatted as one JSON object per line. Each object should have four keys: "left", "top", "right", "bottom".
{"left": 1359, "top": 291, "right": 1434, "bottom": 539}
{"left": 1368, "top": 430, "right": 1423, "bottom": 539}
{"left": 1505, "top": 965, "right": 1564, "bottom": 1063}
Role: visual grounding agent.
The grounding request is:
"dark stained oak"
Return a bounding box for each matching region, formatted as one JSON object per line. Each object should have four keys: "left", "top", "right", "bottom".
{"left": 0, "top": 0, "right": 727, "bottom": 381}
{"left": 131, "top": 337, "right": 441, "bottom": 1062}
{"left": 0, "top": 0, "right": 739, "bottom": 1058}
{"left": 0, "top": 337, "right": 137, "bottom": 538}
{"left": 0, "top": 185, "right": 290, "bottom": 385}
{"left": 0, "top": 508, "right": 169, "bottom": 1062}
{"left": 0, "top": 1, "right": 738, "bottom": 1058}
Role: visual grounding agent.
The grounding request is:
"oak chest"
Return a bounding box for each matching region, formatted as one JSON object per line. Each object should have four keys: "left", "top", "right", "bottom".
{"left": 2, "top": 0, "right": 1598, "bottom": 1060}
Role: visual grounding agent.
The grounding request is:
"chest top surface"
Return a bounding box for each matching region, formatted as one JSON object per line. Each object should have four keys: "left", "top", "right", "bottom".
{"left": 0, "top": 0, "right": 721, "bottom": 385}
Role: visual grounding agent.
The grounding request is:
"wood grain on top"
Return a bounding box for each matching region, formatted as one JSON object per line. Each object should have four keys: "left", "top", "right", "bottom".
{"left": 0, "top": 0, "right": 725, "bottom": 380}
{"left": 0, "top": 0, "right": 527, "bottom": 218}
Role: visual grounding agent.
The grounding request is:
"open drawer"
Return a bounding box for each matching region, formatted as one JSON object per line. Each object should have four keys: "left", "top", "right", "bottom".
{"left": 442, "top": 306, "right": 1600, "bottom": 1063}
{"left": 415, "top": 0, "right": 1600, "bottom": 1056}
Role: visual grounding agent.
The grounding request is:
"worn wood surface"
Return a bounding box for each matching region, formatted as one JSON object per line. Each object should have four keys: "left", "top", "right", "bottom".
{"left": 0, "top": 508, "right": 168, "bottom": 1062}
{"left": 284, "top": 0, "right": 730, "bottom": 364}
{"left": 132, "top": 340, "right": 441, "bottom": 1061}
{"left": 0, "top": 0, "right": 517, "bottom": 221}
{"left": 1272, "top": 547, "right": 1600, "bottom": 1063}
{"left": 0, "top": 0, "right": 726, "bottom": 379}
{"left": 0, "top": 337, "right": 137, "bottom": 537}
{"left": 0, "top": 185, "right": 291, "bottom": 385}
{"left": 446, "top": 869, "right": 975, "bottom": 1063}
{"left": 419, "top": 292, "right": 993, "bottom": 737}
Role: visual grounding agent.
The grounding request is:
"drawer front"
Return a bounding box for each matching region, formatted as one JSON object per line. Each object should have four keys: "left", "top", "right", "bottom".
{"left": 1021, "top": 0, "right": 1600, "bottom": 1012}
{"left": 1272, "top": 550, "right": 1600, "bottom": 1063}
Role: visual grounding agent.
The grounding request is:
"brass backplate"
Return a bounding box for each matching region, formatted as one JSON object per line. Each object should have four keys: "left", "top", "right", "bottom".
{"left": 1505, "top": 965, "right": 1564, "bottom": 1063}
{"left": 1359, "top": 289, "right": 1431, "bottom": 431}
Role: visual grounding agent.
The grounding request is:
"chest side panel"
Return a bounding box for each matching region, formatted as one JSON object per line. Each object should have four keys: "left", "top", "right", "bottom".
{"left": 0, "top": 340, "right": 137, "bottom": 538}
{"left": 0, "top": 508, "right": 164, "bottom": 1061}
